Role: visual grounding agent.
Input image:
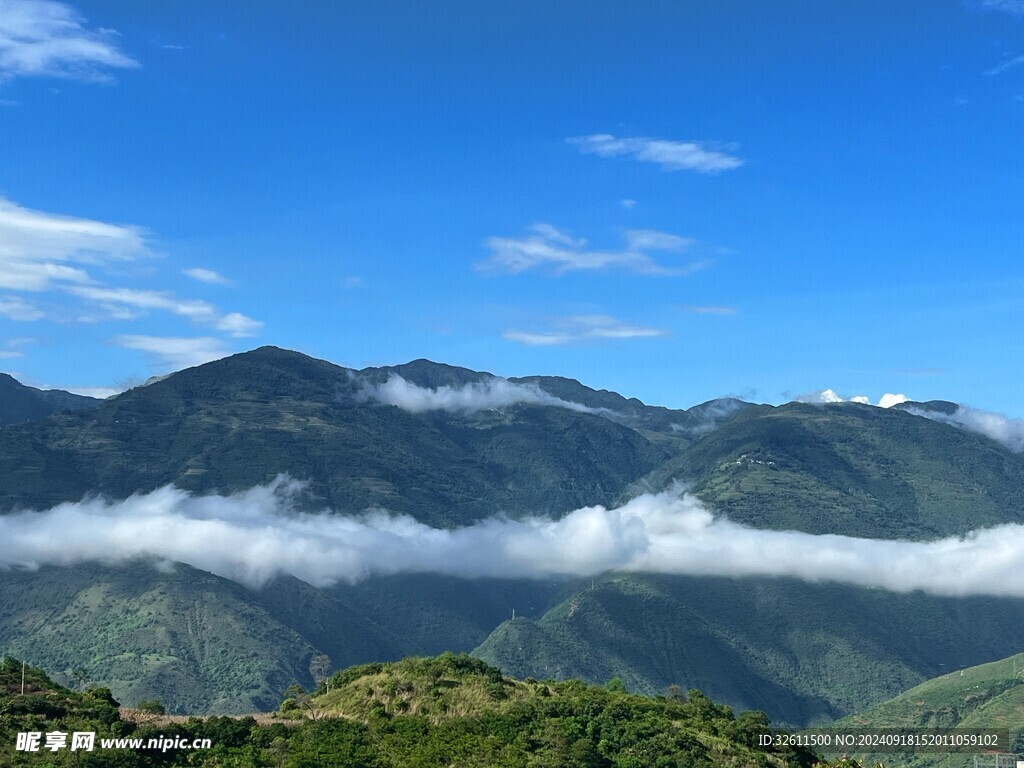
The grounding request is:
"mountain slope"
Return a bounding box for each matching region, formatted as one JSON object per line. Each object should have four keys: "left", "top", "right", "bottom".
{"left": 0, "top": 347, "right": 672, "bottom": 524}
{"left": 835, "top": 652, "right": 1024, "bottom": 767}
{"left": 474, "top": 573, "right": 1024, "bottom": 727}
{"left": 0, "top": 373, "right": 100, "bottom": 425}
{"left": 0, "top": 563, "right": 320, "bottom": 713}
{"left": 644, "top": 401, "right": 1024, "bottom": 538}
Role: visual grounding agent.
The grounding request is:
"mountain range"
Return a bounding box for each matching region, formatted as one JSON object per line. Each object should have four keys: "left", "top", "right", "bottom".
{"left": 2, "top": 346, "right": 1023, "bottom": 725}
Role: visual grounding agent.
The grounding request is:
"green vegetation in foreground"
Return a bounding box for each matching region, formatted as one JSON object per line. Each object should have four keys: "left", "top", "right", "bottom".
{"left": 832, "top": 652, "right": 1024, "bottom": 768}
{"left": 0, "top": 653, "right": 875, "bottom": 768}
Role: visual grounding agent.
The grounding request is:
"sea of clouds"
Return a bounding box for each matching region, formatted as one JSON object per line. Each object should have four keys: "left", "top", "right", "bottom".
{"left": 4, "top": 478, "right": 1024, "bottom": 597}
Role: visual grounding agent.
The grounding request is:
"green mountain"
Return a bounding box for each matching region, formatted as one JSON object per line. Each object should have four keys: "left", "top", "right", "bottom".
{"left": 644, "top": 401, "right": 1024, "bottom": 538}
{"left": 0, "top": 347, "right": 676, "bottom": 523}
{"left": 833, "top": 652, "right": 1024, "bottom": 767}
{"left": 3, "top": 347, "right": 1024, "bottom": 725}
{"left": 0, "top": 563, "right": 571, "bottom": 713}
{"left": 473, "top": 574, "right": 1024, "bottom": 728}
{"left": 0, "top": 563, "right": 317, "bottom": 713}
{"left": 0, "top": 373, "right": 100, "bottom": 426}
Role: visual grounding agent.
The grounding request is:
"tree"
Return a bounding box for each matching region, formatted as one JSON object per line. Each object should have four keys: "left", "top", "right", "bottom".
{"left": 138, "top": 698, "right": 166, "bottom": 715}
{"left": 310, "top": 653, "right": 332, "bottom": 693}
{"left": 604, "top": 677, "right": 626, "bottom": 693}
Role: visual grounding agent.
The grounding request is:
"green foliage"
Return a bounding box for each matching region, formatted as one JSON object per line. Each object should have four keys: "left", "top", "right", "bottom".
{"left": 137, "top": 699, "right": 166, "bottom": 715}
{"left": 831, "top": 652, "right": 1024, "bottom": 768}
{"left": 0, "top": 656, "right": 822, "bottom": 768}
{"left": 475, "top": 573, "right": 1024, "bottom": 727}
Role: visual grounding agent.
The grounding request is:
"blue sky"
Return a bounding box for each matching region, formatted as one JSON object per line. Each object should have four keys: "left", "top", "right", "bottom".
{"left": 1, "top": 0, "right": 1022, "bottom": 413}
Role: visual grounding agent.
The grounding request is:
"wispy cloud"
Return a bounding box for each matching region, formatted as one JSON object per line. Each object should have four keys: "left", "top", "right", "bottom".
{"left": 69, "top": 287, "right": 262, "bottom": 336}
{"left": 358, "top": 375, "right": 601, "bottom": 415}
{"left": 972, "top": 0, "right": 1024, "bottom": 15}
{"left": 0, "top": 197, "right": 150, "bottom": 291}
{"left": 215, "top": 312, "right": 263, "bottom": 337}
{"left": 0, "top": 0, "right": 138, "bottom": 82}
{"left": 984, "top": 53, "right": 1024, "bottom": 76}
{"left": 0, "top": 197, "right": 262, "bottom": 337}
{"left": 619, "top": 199, "right": 636, "bottom": 209}
{"left": 503, "top": 315, "right": 668, "bottom": 347}
{"left": 7, "top": 480, "right": 1024, "bottom": 597}
{"left": 681, "top": 305, "right": 737, "bottom": 315}
{"left": 182, "top": 267, "right": 229, "bottom": 285}
{"left": 568, "top": 134, "right": 743, "bottom": 173}
{"left": 0, "top": 295, "right": 44, "bottom": 321}
{"left": 478, "top": 223, "right": 705, "bottom": 276}
{"left": 115, "top": 335, "right": 229, "bottom": 372}
{"left": 907, "top": 404, "right": 1024, "bottom": 453}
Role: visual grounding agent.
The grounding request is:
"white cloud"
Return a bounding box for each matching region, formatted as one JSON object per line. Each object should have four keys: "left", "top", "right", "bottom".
{"left": 478, "top": 223, "right": 705, "bottom": 276}
{"left": 907, "top": 404, "right": 1024, "bottom": 453}
{"left": 70, "top": 286, "right": 216, "bottom": 320}
{"left": 215, "top": 312, "right": 263, "bottom": 337}
{"left": 359, "top": 374, "right": 601, "bottom": 415}
{"left": 115, "top": 335, "right": 228, "bottom": 372}
{"left": 796, "top": 389, "right": 908, "bottom": 408}
{"left": 877, "top": 393, "right": 910, "bottom": 409}
{"left": 568, "top": 134, "right": 743, "bottom": 173}
{"left": 69, "top": 286, "right": 261, "bottom": 337}
{"left": 6, "top": 480, "right": 1024, "bottom": 597}
{"left": 0, "top": 197, "right": 150, "bottom": 291}
{"left": 0, "top": 350, "right": 23, "bottom": 359}
{"left": 619, "top": 199, "right": 636, "bottom": 209}
{"left": 503, "top": 315, "right": 668, "bottom": 347}
{"left": 0, "top": 295, "right": 44, "bottom": 320}
{"left": 0, "top": 0, "right": 138, "bottom": 82}
{"left": 182, "top": 267, "right": 229, "bottom": 285}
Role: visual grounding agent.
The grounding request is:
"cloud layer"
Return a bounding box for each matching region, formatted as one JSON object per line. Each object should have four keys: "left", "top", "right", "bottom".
{"left": 907, "top": 404, "right": 1024, "bottom": 453}
{"left": 478, "top": 223, "right": 703, "bottom": 276}
{"left": 568, "top": 134, "right": 743, "bottom": 173}
{"left": 5, "top": 480, "right": 1024, "bottom": 597}
{"left": 358, "top": 374, "right": 600, "bottom": 415}
{"left": 0, "top": 0, "right": 138, "bottom": 82}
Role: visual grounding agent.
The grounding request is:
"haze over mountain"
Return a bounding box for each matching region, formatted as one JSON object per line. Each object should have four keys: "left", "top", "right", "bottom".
{"left": 0, "top": 373, "right": 100, "bottom": 426}
{"left": 3, "top": 347, "right": 1024, "bottom": 723}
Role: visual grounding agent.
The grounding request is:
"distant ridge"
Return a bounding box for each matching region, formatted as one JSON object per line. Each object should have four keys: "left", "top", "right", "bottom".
{"left": 0, "top": 372, "right": 100, "bottom": 425}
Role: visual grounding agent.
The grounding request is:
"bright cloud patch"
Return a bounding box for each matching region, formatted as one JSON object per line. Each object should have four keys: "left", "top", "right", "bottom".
{"left": 115, "top": 335, "right": 229, "bottom": 372}
{"left": 0, "top": 196, "right": 262, "bottom": 351}
{"left": 0, "top": 0, "right": 138, "bottom": 82}
{"left": 5, "top": 479, "right": 1024, "bottom": 597}
{"left": 478, "top": 223, "right": 704, "bottom": 276}
{"left": 568, "top": 134, "right": 743, "bottom": 173}
{"left": 907, "top": 404, "right": 1024, "bottom": 453}
{"left": 0, "top": 197, "right": 150, "bottom": 292}
{"left": 183, "top": 267, "right": 229, "bottom": 285}
{"left": 359, "top": 374, "right": 600, "bottom": 415}
{"left": 797, "top": 389, "right": 909, "bottom": 408}
{"left": 503, "top": 315, "right": 668, "bottom": 346}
